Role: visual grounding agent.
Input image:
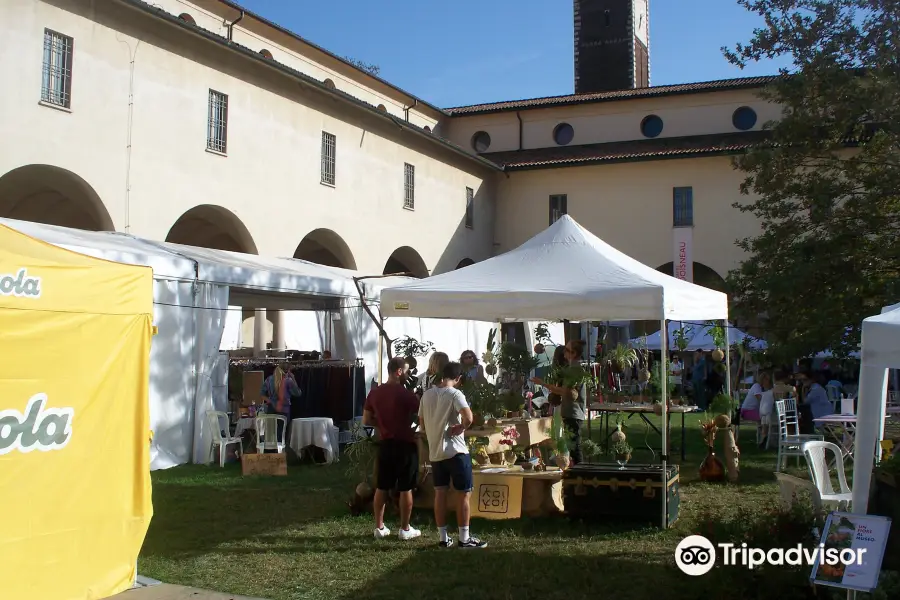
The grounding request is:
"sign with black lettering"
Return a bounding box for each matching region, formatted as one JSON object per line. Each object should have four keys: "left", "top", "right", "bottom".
{"left": 479, "top": 484, "right": 509, "bottom": 513}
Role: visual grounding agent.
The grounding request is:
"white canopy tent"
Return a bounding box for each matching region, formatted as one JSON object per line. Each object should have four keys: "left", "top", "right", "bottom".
{"left": 632, "top": 321, "right": 767, "bottom": 352}
{"left": 851, "top": 302, "right": 900, "bottom": 511}
{"left": 0, "top": 218, "right": 372, "bottom": 468}
{"left": 381, "top": 215, "right": 731, "bottom": 529}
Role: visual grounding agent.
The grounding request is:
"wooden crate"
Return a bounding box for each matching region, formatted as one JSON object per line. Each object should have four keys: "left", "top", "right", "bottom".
{"left": 241, "top": 452, "right": 287, "bottom": 476}
{"left": 562, "top": 463, "right": 680, "bottom": 528}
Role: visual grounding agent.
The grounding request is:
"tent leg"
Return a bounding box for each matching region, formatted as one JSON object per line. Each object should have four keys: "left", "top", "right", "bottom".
{"left": 724, "top": 322, "right": 732, "bottom": 410}
{"left": 377, "top": 316, "right": 384, "bottom": 385}
{"left": 660, "top": 316, "right": 669, "bottom": 530}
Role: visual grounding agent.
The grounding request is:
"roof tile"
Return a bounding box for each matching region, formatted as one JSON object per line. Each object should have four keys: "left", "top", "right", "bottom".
{"left": 446, "top": 76, "right": 782, "bottom": 115}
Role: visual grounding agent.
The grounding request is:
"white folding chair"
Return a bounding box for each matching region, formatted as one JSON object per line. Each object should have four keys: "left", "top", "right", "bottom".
{"left": 206, "top": 410, "right": 242, "bottom": 467}
{"left": 802, "top": 440, "right": 852, "bottom": 510}
{"left": 775, "top": 399, "right": 823, "bottom": 472}
{"left": 255, "top": 414, "right": 287, "bottom": 454}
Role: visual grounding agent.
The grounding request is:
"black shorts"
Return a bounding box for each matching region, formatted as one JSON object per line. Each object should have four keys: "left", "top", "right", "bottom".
{"left": 376, "top": 440, "right": 418, "bottom": 492}
{"left": 432, "top": 453, "right": 474, "bottom": 492}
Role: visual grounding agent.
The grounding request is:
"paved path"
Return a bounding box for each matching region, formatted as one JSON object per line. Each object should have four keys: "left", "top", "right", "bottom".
{"left": 116, "top": 583, "right": 269, "bottom": 600}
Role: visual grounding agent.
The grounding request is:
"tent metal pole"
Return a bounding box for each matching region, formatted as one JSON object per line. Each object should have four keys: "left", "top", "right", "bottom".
{"left": 377, "top": 315, "right": 384, "bottom": 385}
{"left": 660, "top": 314, "right": 669, "bottom": 530}
{"left": 725, "top": 321, "right": 732, "bottom": 407}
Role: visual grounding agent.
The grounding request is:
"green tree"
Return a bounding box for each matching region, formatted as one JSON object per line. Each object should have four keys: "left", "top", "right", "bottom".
{"left": 723, "top": 0, "right": 900, "bottom": 362}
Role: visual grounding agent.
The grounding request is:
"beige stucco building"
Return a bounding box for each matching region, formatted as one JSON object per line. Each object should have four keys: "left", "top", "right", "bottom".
{"left": 1, "top": 0, "right": 778, "bottom": 344}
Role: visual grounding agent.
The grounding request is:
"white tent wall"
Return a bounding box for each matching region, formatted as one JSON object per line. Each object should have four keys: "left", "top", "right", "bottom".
{"left": 191, "top": 283, "right": 230, "bottom": 465}
{"left": 284, "top": 310, "right": 328, "bottom": 351}
{"left": 149, "top": 278, "right": 196, "bottom": 470}
{"left": 221, "top": 306, "right": 243, "bottom": 350}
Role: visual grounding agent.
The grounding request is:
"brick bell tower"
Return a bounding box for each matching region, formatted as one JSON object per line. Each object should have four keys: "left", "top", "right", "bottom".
{"left": 573, "top": 0, "right": 650, "bottom": 94}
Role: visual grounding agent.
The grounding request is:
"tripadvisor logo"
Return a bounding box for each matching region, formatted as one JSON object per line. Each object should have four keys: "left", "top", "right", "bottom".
{"left": 0, "top": 268, "right": 42, "bottom": 298}
{"left": 0, "top": 394, "right": 73, "bottom": 455}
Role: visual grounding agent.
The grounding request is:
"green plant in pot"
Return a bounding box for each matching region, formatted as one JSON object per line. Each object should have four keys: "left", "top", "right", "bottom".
{"left": 467, "top": 435, "right": 491, "bottom": 467}
{"left": 705, "top": 322, "right": 727, "bottom": 362}
{"left": 607, "top": 343, "right": 638, "bottom": 375}
{"left": 345, "top": 420, "right": 377, "bottom": 499}
{"left": 612, "top": 439, "right": 632, "bottom": 469}
{"left": 581, "top": 438, "right": 601, "bottom": 463}
{"left": 709, "top": 392, "right": 737, "bottom": 422}
{"left": 549, "top": 412, "right": 573, "bottom": 469}
{"left": 461, "top": 379, "right": 502, "bottom": 422}
{"left": 498, "top": 341, "right": 539, "bottom": 391}
{"left": 481, "top": 328, "right": 499, "bottom": 377}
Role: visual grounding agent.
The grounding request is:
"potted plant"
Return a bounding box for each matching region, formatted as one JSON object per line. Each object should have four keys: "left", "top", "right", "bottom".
{"left": 499, "top": 424, "right": 520, "bottom": 465}
{"left": 581, "top": 438, "right": 601, "bottom": 463}
{"left": 610, "top": 413, "right": 627, "bottom": 445}
{"left": 345, "top": 420, "right": 378, "bottom": 500}
{"left": 482, "top": 328, "right": 498, "bottom": 377}
{"left": 606, "top": 343, "right": 638, "bottom": 375}
{"left": 549, "top": 412, "right": 572, "bottom": 469}
{"left": 497, "top": 341, "right": 539, "bottom": 391}
{"left": 467, "top": 436, "right": 491, "bottom": 467}
{"left": 699, "top": 414, "right": 726, "bottom": 482}
{"left": 612, "top": 439, "right": 633, "bottom": 469}
{"left": 705, "top": 322, "right": 727, "bottom": 362}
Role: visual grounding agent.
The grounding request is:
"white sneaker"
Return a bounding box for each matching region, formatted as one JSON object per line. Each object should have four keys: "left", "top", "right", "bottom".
{"left": 398, "top": 526, "right": 421, "bottom": 541}
{"left": 374, "top": 526, "right": 391, "bottom": 539}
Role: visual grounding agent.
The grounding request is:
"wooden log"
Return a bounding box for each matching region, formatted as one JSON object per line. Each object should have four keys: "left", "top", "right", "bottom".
{"left": 722, "top": 426, "right": 740, "bottom": 483}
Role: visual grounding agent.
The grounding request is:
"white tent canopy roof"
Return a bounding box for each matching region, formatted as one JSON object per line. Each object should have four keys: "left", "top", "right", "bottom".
{"left": 0, "top": 218, "right": 365, "bottom": 308}
{"left": 633, "top": 321, "right": 766, "bottom": 352}
{"left": 859, "top": 303, "right": 900, "bottom": 368}
{"left": 380, "top": 215, "right": 729, "bottom": 322}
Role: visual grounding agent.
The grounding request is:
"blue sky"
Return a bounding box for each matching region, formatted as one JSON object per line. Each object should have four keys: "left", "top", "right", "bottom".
{"left": 237, "top": 0, "right": 791, "bottom": 108}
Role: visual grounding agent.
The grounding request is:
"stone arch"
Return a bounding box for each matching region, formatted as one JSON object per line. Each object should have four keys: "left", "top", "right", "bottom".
{"left": 165, "top": 204, "right": 257, "bottom": 254}
{"left": 456, "top": 258, "right": 475, "bottom": 269}
{"left": 631, "top": 262, "right": 729, "bottom": 336}
{"left": 384, "top": 246, "right": 428, "bottom": 278}
{"left": 655, "top": 261, "right": 728, "bottom": 292}
{"left": 293, "top": 228, "right": 357, "bottom": 269}
{"left": 0, "top": 164, "right": 115, "bottom": 231}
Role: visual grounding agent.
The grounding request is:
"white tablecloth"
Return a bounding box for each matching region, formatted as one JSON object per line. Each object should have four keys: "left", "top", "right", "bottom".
{"left": 234, "top": 417, "right": 255, "bottom": 437}
{"left": 289, "top": 418, "right": 339, "bottom": 464}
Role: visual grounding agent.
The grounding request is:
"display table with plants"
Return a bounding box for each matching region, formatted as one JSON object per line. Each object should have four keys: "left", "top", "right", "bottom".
{"left": 413, "top": 463, "right": 566, "bottom": 519}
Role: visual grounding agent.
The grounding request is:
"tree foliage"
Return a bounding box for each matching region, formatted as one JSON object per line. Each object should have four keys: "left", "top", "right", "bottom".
{"left": 724, "top": 0, "right": 900, "bottom": 361}
{"left": 344, "top": 56, "right": 381, "bottom": 76}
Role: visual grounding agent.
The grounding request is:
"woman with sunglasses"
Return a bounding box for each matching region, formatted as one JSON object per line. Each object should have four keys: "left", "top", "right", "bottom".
{"left": 460, "top": 350, "right": 486, "bottom": 384}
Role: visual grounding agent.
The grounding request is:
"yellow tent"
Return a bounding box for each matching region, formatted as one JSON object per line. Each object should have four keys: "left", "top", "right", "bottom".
{"left": 0, "top": 224, "right": 154, "bottom": 599}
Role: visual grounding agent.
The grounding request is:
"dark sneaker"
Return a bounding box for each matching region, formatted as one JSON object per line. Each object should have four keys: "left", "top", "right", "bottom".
{"left": 439, "top": 537, "right": 455, "bottom": 548}
{"left": 459, "top": 536, "right": 487, "bottom": 549}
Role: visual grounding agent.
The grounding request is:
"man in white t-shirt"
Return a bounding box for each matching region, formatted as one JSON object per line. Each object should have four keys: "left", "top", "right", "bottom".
{"left": 418, "top": 362, "right": 488, "bottom": 549}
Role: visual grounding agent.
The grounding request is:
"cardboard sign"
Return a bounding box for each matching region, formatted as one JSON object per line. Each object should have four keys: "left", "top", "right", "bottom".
{"left": 470, "top": 473, "right": 523, "bottom": 520}
{"left": 241, "top": 452, "right": 287, "bottom": 476}
{"left": 810, "top": 512, "right": 892, "bottom": 592}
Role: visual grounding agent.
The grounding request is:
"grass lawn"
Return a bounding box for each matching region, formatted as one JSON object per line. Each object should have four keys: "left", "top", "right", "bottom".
{"left": 138, "top": 415, "right": 827, "bottom": 600}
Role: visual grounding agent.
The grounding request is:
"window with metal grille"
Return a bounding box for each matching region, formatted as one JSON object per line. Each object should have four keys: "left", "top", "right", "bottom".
{"left": 41, "top": 29, "right": 73, "bottom": 108}
{"left": 549, "top": 194, "right": 567, "bottom": 225}
{"left": 207, "top": 90, "right": 228, "bottom": 153}
{"left": 465, "top": 187, "right": 474, "bottom": 228}
{"left": 673, "top": 187, "right": 693, "bottom": 227}
{"left": 321, "top": 132, "right": 336, "bottom": 185}
{"left": 404, "top": 163, "right": 415, "bottom": 210}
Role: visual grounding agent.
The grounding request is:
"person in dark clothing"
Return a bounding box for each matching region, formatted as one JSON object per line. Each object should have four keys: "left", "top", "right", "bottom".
{"left": 531, "top": 340, "right": 586, "bottom": 464}
{"left": 363, "top": 357, "right": 421, "bottom": 541}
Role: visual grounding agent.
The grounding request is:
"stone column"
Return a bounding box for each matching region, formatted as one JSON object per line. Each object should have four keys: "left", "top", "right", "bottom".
{"left": 272, "top": 310, "right": 286, "bottom": 351}
{"left": 253, "top": 308, "right": 267, "bottom": 356}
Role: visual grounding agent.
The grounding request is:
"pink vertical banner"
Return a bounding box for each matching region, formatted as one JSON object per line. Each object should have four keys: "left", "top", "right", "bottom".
{"left": 673, "top": 227, "right": 693, "bottom": 282}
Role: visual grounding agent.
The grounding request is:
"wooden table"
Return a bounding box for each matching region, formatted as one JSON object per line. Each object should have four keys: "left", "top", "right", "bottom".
{"left": 588, "top": 403, "right": 697, "bottom": 461}
{"left": 465, "top": 417, "right": 552, "bottom": 453}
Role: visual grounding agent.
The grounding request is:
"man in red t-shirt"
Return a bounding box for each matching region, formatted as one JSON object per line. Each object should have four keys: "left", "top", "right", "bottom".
{"left": 363, "top": 356, "right": 421, "bottom": 541}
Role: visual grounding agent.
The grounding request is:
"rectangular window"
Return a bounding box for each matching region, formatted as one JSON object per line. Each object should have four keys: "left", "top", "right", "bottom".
{"left": 207, "top": 90, "right": 228, "bottom": 154}
{"left": 673, "top": 187, "right": 693, "bottom": 227}
{"left": 41, "top": 29, "right": 74, "bottom": 108}
{"left": 465, "top": 187, "right": 474, "bottom": 228}
{"left": 549, "top": 194, "right": 568, "bottom": 225}
{"left": 321, "top": 131, "right": 336, "bottom": 186}
{"left": 404, "top": 163, "right": 415, "bottom": 210}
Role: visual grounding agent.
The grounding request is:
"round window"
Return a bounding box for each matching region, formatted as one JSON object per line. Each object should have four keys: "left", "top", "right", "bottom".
{"left": 553, "top": 123, "right": 575, "bottom": 146}
{"left": 640, "top": 115, "right": 664, "bottom": 138}
{"left": 732, "top": 106, "right": 758, "bottom": 131}
{"left": 471, "top": 131, "right": 491, "bottom": 153}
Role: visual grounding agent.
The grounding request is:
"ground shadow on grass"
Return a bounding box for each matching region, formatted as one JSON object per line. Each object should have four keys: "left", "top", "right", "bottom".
{"left": 141, "top": 462, "right": 351, "bottom": 559}
{"left": 336, "top": 549, "right": 819, "bottom": 600}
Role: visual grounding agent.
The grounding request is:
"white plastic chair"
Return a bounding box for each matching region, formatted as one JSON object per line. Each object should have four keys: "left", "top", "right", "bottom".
{"left": 206, "top": 410, "right": 242, "bottom": 467}
{"left": 255, "top": 414, "right": 287, "bottom": 454}
{"left": 775, "top": 399, "right": 823, "bottom": 472}
{"left": 802, "top": 440, "right": 853, "bottom": 510}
